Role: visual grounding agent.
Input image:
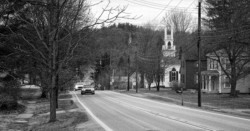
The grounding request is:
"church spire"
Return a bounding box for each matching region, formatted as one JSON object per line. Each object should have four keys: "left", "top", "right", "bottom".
{"left": 163, "top": 24, "right": 176, "bottom": 57}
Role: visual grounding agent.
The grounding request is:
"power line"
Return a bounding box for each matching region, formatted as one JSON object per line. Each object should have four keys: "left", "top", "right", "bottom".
{"left": 127, "top": 0, "right": 197, "bottom": 10}
{"left": 125, "top": 0, "right": 197, "bottom": 14}
{"left": 185, "top": 0, "right": 196, "bottom": 11}
{"left": 153, "top": 0, "right": 182, "bottom": 21}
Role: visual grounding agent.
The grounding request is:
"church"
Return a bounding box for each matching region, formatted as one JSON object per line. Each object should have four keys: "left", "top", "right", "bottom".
{"left": 161, "top": 24, "right": 181, "bottom": 87}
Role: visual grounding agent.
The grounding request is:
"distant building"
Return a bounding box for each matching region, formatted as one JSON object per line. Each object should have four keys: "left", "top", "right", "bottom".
{"left": 179, "top": 48, "right": 207, "bottom": 90}
{"left": 202, "top": 50, "right": 250, "bottom": 93}
{"left": 161, "top": 24, "right": 181, "bottom": 87}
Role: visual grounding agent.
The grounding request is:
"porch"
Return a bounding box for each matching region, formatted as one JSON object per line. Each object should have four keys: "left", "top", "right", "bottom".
{"left": 201, "top": 70, "right": 221, "bottom": 93}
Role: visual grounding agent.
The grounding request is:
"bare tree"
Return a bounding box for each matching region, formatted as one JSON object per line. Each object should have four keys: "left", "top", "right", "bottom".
{"left": 1, "top": 0, "right": 132, "bottom": 122}
{"left": 163, "top": 9, "right": 193, "bottom": 33}
{"left": 203, "top": 0, "right": 250, "bottom": 97}
{"left": 135, "top": 24, "right": 164, "bottom": 91}
{"left": 162, "top": 9, "right": 193, "bottom": 56}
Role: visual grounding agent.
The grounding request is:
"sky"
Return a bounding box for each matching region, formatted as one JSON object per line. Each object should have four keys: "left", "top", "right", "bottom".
{"left": 89, "top": 0, "right": 200, "bottom": 27}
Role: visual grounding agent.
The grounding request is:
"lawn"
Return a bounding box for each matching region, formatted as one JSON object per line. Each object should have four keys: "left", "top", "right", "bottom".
{"left": 27, "top": 93, "right": 87, "bottom": 131}
{"left": 1, "top": 92, "right": 89, "bottom": 131}
{"left": 117, "top": 88, "right": 250, "bottom": 109}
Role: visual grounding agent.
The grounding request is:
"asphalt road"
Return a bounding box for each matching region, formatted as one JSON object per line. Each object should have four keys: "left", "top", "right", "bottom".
{"left": 74, "top": 91, "right": 250, "bottom": 131}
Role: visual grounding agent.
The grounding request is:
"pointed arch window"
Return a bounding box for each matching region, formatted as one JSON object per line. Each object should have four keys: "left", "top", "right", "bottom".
{"left": 169, "top": 68, "right": 178, "bottom": 82}
{"left": 167, "top": 42, "right": 171, "bottom": 49}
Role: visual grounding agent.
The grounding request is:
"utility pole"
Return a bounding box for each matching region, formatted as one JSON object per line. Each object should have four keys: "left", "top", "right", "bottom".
{"left": 127, "top": 56, "right": 130, "bottom": 91}
{"left": 197, "top": 0, "right": 202, "bottom": 107}
{"left": 135, "top": 42, "right": 138, "bottom": 93}
{"left": 127, "top": 33, "right": 132, "bottom": 91}
{"left": 109, "top": 51, "right": 111, "bottom": 90}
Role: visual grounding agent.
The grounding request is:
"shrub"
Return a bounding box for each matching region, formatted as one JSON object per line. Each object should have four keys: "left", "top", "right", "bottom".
{"left": 0, "top": 79, "right": 21, "bottom": 110}
{"left": 169, "top": 81, "right": 183, "bottom": 93}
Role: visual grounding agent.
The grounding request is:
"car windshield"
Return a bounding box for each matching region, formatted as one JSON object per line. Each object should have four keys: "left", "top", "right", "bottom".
{"left": 83, "top": 85, "right": 93, "bottom": 88}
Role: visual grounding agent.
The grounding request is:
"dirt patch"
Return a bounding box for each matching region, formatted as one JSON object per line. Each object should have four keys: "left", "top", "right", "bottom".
{"left": 8, "top": 122, "right": 29, "bottom": 131}
{"left": 58, "top": 94, "right": 72, "bottom": 99}
{"left": 29, "top": 111, "right": 88, "bottom": 131}
{"left": 0, "top": 92, "right": 91, "bottom": 131}
{"left": 0, "top": 103, "right": 26, "bottom": 114}
{"left": 33, "top": 99, "right": 77, "bottom": 115}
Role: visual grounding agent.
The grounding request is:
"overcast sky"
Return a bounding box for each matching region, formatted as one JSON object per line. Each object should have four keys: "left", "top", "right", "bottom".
{"left": 89, "top": 0, "right": 200, "bottom": 27}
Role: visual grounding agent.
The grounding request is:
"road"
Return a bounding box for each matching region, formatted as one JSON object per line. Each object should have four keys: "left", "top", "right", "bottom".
{"left": 74, "top": 91, "right": 250, "bottom": 131}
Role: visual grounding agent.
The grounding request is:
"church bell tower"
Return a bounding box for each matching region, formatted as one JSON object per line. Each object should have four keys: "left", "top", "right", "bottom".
{"left": 162, "top": 24, "right": 175, "bottom": 57}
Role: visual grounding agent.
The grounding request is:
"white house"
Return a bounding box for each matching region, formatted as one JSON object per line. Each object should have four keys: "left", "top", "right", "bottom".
{"left": 201, "top": 50, "right": 250, "bottom": 93}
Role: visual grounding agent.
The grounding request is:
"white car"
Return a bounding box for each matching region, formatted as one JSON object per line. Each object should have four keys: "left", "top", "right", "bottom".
{"left": 81, "top": 84, "right": 95, "bottom": 95}
{"left": 74, "top": 83, "right": 84, "bottom": 91}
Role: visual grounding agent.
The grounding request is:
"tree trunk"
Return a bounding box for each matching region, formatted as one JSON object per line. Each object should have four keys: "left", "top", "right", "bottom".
{"left": 40, "top": 72, "right": 48, "bottom": 98}
{"left": 48, "top": 0, "right": 58, "bottom": 122}
{"left": 157, "top": 53, "right": 160, "bottom": 92}
{"left": 148, "top": 83, "right": 151, "bottom": 90}
{"left": 156, "top": 72, "right": 160, "bottom": 92}
{"left": 156, "top": 80, "right": 160, "bottom": 92}
{"left": 41, "top": 90, "right": 47, "bottom": 98}
{"left": 55, "top": 74, "right": 59, "bottom": 108}
{"left": 230, "top": 79, "right": 237, "bottom": 97}
{"left": 140, "top": 72, "right": 144, "bottom": 88}
{"left": 49, "top": 72, "right": 57, "bottom": 122}
{"left": 230, "top": 62, "right": 237, "bottom": 97}
{"left": 55, "top": 48, "right": 59, "bottom": 108}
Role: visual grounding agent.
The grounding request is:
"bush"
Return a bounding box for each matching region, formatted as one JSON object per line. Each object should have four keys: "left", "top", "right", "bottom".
{"left": 0, "top": 93, "right": 18, "bottom": 110}
{"left": 169, "top": 81, "right": 183, "bottom": 93}
{"left": 0, "top": 79, "right": 21, "bottom": 110}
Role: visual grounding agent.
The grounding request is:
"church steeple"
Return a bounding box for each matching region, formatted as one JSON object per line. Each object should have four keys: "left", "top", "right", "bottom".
{"left": 162, "top": 24, "right": 176, "bottom": 57}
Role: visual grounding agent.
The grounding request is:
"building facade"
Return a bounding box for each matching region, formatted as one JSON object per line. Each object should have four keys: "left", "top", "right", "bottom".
{"left": 162, "top": 24, "right": 181, "bottom": 87}
{"left": 201, "top": 50, "right": 250, "bottom": 93}
{"left": 179, "top": 47, "right": 207, "bottom": 89}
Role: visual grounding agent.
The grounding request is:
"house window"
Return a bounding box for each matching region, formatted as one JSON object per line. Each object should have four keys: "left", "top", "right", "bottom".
{"left": 172, "top": 71, "right": 176, "bottom": 81}
{"left": 209, "top": 59, "right": 218, "bottom": 70}
{"left": 209, "top": 59, "right": 212, "bottom": 69}
{"left": 224, "top": 76, "right": 231, "bottom": 88}
{"left": 214, "top": 61, "right": 218, "bottom": 69}
{"left": 169, "top": 68, "right": 178, "bottom": 82}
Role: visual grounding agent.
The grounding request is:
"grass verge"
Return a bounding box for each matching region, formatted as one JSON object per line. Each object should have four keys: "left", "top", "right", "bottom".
{"left": 2, "top": 92, "right": 89, "bottom": 131}
{"left": 117, "top": 88, "right": 250, "bottom": 110}
{"left": 29, "top": 111, "right": 88, "bottom": 131}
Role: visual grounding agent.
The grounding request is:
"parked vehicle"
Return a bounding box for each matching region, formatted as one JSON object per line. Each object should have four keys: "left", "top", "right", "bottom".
{"left": 81, "top": 84, "right": 95, "bottom": 95}
{"left": 74, "top": 83, "right": 84, "bottom": 91}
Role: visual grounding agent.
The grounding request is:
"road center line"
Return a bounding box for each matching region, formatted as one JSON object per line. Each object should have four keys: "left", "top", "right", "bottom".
{"left": 72, "top": 91, "right": 113, "bottom": 131}
{"left": 105, "top": 95, "right": 217, "bottom": 131}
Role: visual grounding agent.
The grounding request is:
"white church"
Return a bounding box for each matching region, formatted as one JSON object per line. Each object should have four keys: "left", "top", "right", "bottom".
{"left": 161, "top": 24, "right": 181, "bottom": 87}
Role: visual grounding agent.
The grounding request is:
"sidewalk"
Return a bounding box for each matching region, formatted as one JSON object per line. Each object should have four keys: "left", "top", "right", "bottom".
{"left": 0, "top": 91, "right": 101, "bottom": 131}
